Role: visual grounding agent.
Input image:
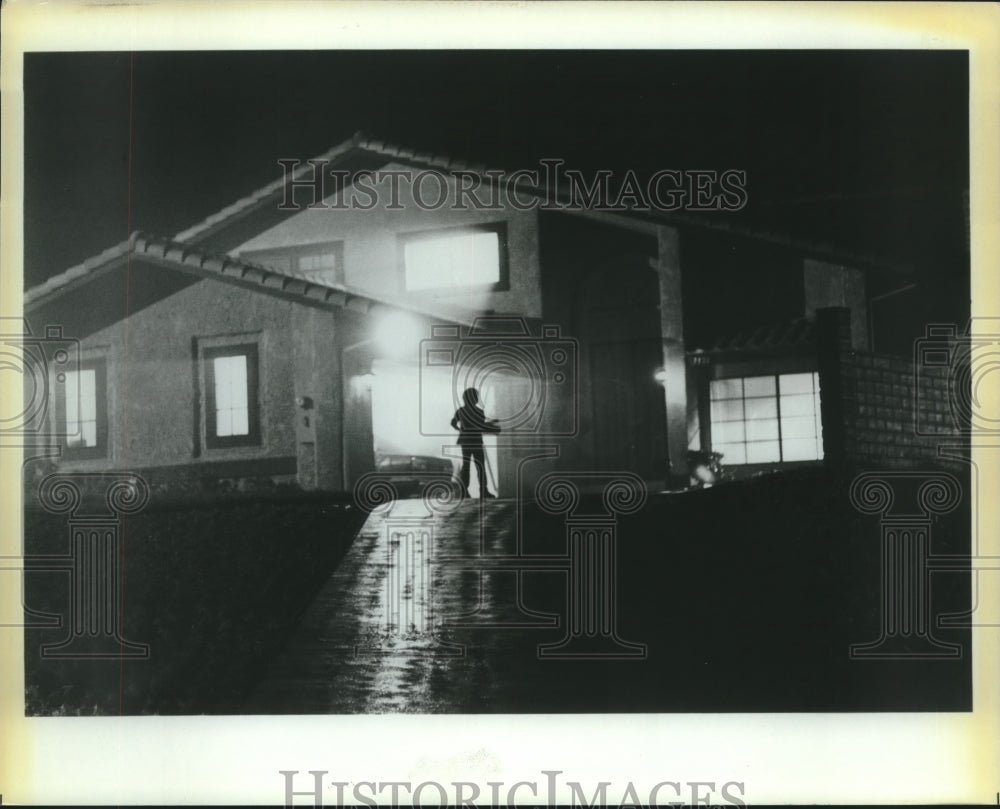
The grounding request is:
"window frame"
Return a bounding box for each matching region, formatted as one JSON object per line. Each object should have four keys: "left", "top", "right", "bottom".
{"left": 57, "top": 357, "right": 108, "bottom": 460}
{"left": 398, "top": 221, "right": 510, "bottom": 293}
{"left": 203, "top": 343, "right": 261, "bottom": 450}
{"left": 708, "top": 370, "right": 823, "bottom": 465}
{"left": 240, "top": 241, "right": 345, "bottom": 284}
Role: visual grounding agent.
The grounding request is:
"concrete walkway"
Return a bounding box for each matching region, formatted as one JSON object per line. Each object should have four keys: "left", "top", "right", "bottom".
{"left": 245, "top": 472, "right": 976, "bottom": 714}
{"left": 245, "top": 498, "right": 562, "bottom": 713}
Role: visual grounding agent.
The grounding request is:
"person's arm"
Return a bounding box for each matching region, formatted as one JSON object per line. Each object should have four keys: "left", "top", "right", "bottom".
{"left": 450, "top": 411, "right": 461, "bottom": 431}
{"left": 469, "top": 405, "right": 500, "bottom": 433}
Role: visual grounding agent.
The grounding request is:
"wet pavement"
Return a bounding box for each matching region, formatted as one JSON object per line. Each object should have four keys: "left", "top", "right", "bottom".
{"left": 242, "top": 473, "right": 975, "bottom": 714}
{"left": 246, "top": 497, "right": 567, "bottom": 713}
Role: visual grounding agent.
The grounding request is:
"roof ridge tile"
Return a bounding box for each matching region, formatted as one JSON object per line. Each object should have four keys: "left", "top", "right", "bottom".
{"left": 26, "top": 230, "right": 473, "bottom": 327}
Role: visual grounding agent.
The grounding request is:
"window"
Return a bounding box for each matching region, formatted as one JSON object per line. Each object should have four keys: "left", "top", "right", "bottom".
{"left": 59, "top": 359, "right": 107, "bottom": 458}
{"left": 241, "top": 241, "right": 344, "bottom": 285}
{"left": 400, "top": 223, "right": 508, "bottom": 292}
{"left": 709, "top": 371, "right": 823, "bottom": 464}
{"left": 204, "top": 344, "right": 260, "bottom": 448}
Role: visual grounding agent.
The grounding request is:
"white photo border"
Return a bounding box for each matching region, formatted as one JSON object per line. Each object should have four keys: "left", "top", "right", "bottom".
{"left": 1, "top": 2, "right": 998, "bottom": 805}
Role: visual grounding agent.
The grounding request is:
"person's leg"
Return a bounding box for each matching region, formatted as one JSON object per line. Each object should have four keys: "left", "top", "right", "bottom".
{"left": 459, "top": 445, "right": 472, "bottom": 496}
{"left": 472, "top": 446, "right": 490, "bottom": 497}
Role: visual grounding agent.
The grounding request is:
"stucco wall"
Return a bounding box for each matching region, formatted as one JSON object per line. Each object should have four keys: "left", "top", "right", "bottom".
{"left": 235, "top": 161, "right": 542, "bottom": 319}
{"left": 47, "top": 277, "right": 305, "bottom": 476}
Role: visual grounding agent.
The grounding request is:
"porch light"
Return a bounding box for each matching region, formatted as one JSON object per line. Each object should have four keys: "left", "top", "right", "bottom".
{"left": 375, "top": 311, "right": 423, "bottom": 359}
{"left": 654, "top": 368, "right": 668, "bottom": 384}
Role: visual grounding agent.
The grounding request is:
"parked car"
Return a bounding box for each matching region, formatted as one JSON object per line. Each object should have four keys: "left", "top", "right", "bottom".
{"left": 374, "top": 453, "right": 456, "bottom": 499}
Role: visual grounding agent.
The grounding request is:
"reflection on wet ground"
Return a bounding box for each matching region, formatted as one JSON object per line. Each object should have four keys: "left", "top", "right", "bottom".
{"left": 247, "top": 499, "right": 557, "bottom": 713}
{"left": 246, "top": 473, "right": 974, "bottom": 714}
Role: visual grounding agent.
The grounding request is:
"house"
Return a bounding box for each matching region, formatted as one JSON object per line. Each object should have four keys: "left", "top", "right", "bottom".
{"left": 21, "top": 133, "right": 961, "bottom": 500}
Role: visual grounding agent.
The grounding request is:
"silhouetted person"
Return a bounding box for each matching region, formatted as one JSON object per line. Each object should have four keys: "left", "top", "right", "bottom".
{"left": 450, "top": 387, "right": 500, "bottom": 498}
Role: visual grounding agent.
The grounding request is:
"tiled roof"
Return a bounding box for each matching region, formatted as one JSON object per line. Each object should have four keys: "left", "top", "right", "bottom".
{"left": 25, "top": 230, "right": 475, "bottom": 327}
{"left": 174, "top": 131, "right": 518, "bottom": 244}
{"left": 23, "top": 239, "right": 133, "bottom": 305}
{"left": 174, "top": 131, "right": 910, "bottom": 274}
{"left": 27, "top": 134, "right": 912, "bottom": 321}
{"left": 697, "top": 316, "right": 817, "bottom": 354}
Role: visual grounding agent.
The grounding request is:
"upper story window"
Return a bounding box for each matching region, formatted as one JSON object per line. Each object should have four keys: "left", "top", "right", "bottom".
{"left": 204, "top": 344, "right": 260, "bottom": 449}
{"left": 709, "top": 371, "right": 823, "bottom": 464}
{"left": 399, "top": 223, "right": 508, "bottom": 292}
{"left": 58, "top": 358, "right": 108, "bottom": 458}
{"left": 241, "top": 241, "right": 344, "bottom": 285}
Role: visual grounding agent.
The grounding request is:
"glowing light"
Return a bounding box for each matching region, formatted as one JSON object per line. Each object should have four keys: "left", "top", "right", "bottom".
{"left": 375, "top": 311, "right": 423, "bottom": 359}
{"left": 404, "top": 230, "right": 500, "bottom": 291}
{"left": 653, "top": 368, "right": 668, "bottom": 384}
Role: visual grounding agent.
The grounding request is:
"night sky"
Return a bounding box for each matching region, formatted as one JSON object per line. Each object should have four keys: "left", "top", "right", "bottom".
{"left": 23, "top": 50, "right": 969, "bottom": 317}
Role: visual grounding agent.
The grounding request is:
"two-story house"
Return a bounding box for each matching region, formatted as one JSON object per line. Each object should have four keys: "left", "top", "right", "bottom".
{"left": 24, "top": 132, "right": 931, "bottom": 500}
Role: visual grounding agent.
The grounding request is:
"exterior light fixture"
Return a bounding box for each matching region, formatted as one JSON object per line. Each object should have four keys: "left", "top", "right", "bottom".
{"left": 375, "top": 311, "right": 423, "bottom": 359}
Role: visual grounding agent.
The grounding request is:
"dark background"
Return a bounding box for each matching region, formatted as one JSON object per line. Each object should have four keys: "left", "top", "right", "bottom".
{"left": 21, "top": 50, "right": 973, "bottom": 714}
{"left": 24, "top": 50, "right": 969, "bottom": 350}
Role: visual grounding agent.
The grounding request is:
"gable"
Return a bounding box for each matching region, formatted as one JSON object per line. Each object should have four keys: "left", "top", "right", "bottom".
{"left": 24, "top": 231, "right": 475, "bottom": 343}
{"left": 234, "top": 160, "right": 543, "bottom": 319}
{"left": 173, "top": 133, "right": 909, "bottom": 280}
{"left": 25, "top": 255, "right": 200, "bottom": 340}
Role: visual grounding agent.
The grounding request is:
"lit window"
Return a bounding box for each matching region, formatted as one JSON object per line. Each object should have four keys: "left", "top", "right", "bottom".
{"left": 65, "top": 368, "right": 97, "bottom": 447}
{"left": 709, "top": 372, "right": 823, "bottom": 464}
{"left": 204, "top": 345, "right": 260, "bottom": 448}
{"left": 241, "top": 242, "right": 344, "bottom": 284}
{"left": 776, "top": 372, "right": 825, "bottom": 462}
{"left": 297, "top": 252, "right": 339, "bottom": 277}
{"left": 401, "top": 225, "right": 507, "bottom": 291}
{"left": 59, "top": 359, "right": 107, "bottom": 457}
{"left": 212, "top": 355, "right": 249, "bottom": 437}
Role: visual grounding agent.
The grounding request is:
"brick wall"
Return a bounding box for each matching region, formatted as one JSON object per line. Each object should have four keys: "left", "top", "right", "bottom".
{"left": 816, "top": 307, "right": 967, "bottom": 472}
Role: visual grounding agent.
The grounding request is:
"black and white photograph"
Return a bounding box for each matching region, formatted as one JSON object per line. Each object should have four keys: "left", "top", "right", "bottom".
{"left": 2, "top": 2, "right": 998, "bottom": 805}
